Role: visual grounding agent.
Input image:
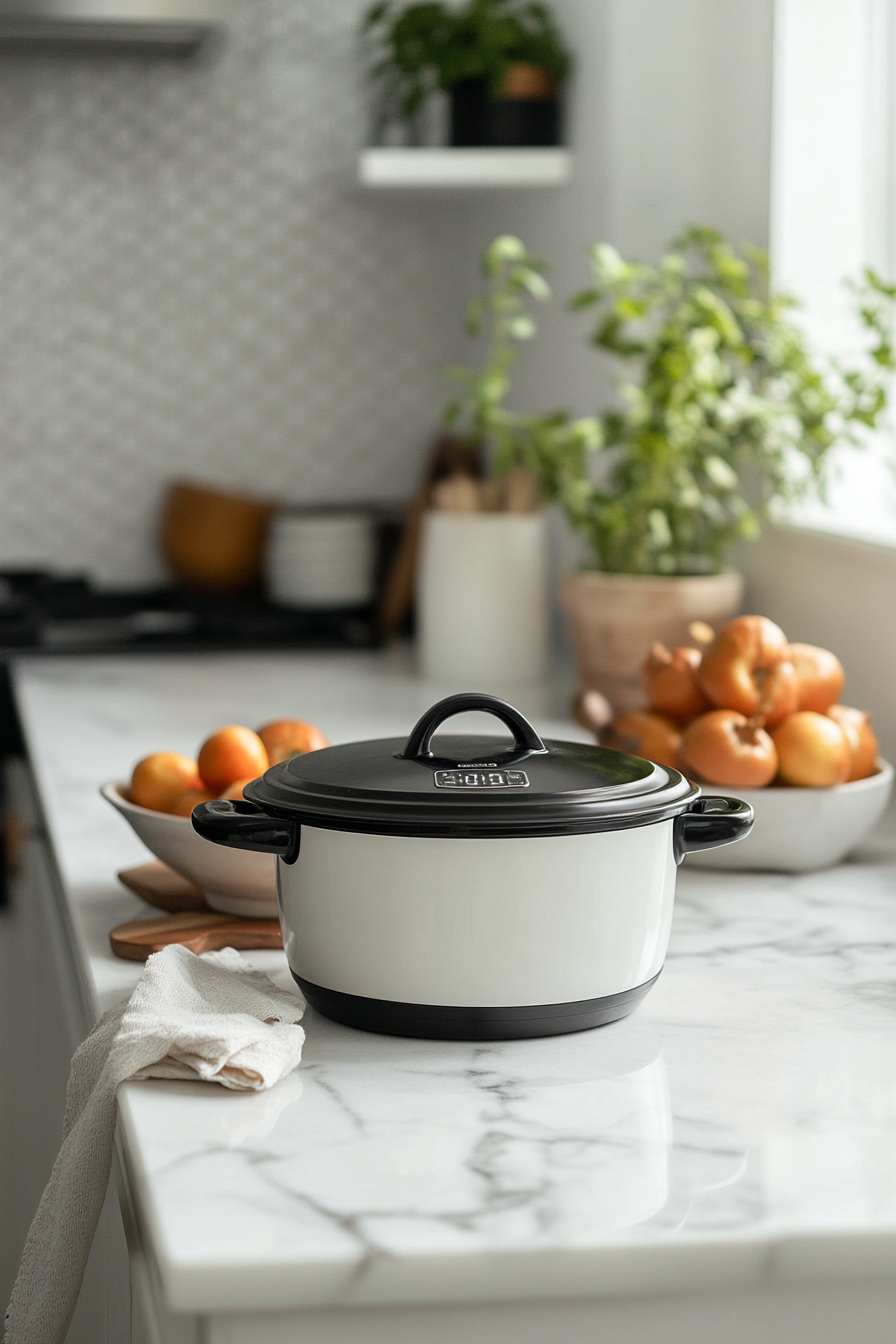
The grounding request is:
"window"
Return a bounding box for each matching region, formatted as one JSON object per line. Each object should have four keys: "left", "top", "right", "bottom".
{"left": 771, "top": 0, "right": 896, "bottom": 544}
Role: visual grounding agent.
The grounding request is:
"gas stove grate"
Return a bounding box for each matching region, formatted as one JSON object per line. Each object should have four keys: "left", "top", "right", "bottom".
{"left": 0, "top": 571, "right": 378, "bottom": 655}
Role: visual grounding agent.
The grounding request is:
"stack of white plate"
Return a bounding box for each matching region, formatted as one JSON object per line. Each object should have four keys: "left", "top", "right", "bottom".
{"left": 266, "top": 510, "right": 375, "bottom": 609}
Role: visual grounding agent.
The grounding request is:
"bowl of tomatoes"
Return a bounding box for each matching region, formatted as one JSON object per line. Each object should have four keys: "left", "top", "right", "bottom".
{"left": 590, "top": 615, "right": 892, "bottom": 872}
{"left": 103, "top": 717, "right": 328, "bottom": 916}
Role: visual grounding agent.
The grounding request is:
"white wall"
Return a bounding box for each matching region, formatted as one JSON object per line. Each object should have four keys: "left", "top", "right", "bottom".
{"left": 453, "top": 0, "right": 775, "bottom": 420}
{"left": 0, "top": 0, "right": 778, "bottom": 588}
{"left": 0, "top": 0, "right": 468, "bottom": 586}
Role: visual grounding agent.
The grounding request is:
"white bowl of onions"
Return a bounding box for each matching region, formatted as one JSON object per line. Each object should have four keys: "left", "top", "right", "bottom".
{"left": 596, "top": 616, "right": 893, "bottom": 872}
{"left": 683, "top": 761, "right": 893, "bottom": 871}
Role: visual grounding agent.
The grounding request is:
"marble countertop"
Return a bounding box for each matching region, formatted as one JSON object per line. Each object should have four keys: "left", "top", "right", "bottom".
{"left": 12, "top": 649, "right": 896, "bottom": 1314}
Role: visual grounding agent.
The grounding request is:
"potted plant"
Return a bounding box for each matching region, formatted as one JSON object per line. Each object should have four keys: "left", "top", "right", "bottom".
{"left": 533, "top": 226, "right": 896, "bottom": 709}
{"left": 364, "top": 0, "right": 570, "bottom": 147}
{"left": 417, "top": 235, "right": 594, "bottom": 687}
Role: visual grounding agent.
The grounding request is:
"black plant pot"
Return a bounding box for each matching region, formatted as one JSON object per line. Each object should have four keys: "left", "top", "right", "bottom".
{"left": 449, "top": 78, "right": 490, "bottom": 146}
{"left": 449, "top": 77, "right": 562, "bottom": 148}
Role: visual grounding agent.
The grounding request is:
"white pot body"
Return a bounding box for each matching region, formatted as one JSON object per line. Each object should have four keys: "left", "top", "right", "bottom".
{"left": 278, "top": 820, "right": 677, "bottom": 1010}
{"left": 418, "top": 511, "right": 548, "bottom": 686}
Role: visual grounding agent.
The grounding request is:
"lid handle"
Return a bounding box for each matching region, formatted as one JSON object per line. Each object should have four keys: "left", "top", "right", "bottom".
{"left": 401, "top": 693, "right": 547, "bottom": 761}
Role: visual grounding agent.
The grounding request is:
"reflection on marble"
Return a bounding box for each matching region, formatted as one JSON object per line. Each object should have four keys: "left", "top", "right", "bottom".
{"left": 120, "top": 1013, "right": 671, "bottom": 1309}
{"left": 13, "top": 652, "right": 896, "bottom": 1313}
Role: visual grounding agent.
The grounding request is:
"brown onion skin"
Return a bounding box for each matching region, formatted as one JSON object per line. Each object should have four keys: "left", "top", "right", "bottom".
{"left": 679, "top": 709, "right": 778, "bottom": 788}
{"left": 602, "top": 711, "right": 682, "bottom": 770}
{"left": 770, "top": 711, "right": 850, "bottom": 787}
{"left": 643, "top": 643, "right": 712, "bottom": 721}
{"left": 697, "top": 615, "right": 798, "bottom": 725}
{"left": 789, "top": 643, "right": 845, "bottom": 713}
{"left": 827, "top": 704, "right": 878, "bottom": 781}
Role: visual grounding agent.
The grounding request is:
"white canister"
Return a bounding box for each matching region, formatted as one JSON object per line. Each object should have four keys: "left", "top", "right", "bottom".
{"left": 418, "top": 510, "right": 548, "bottom": 685}
{"left": 267, "top": 511, "right": 375, "bottom": 608}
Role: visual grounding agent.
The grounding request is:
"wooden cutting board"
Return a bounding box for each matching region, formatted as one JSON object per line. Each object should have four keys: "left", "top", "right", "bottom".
{"left": 110, "top": 910, "right": 283, "bottom": 961}
{"left": 117, "top": 860, "right": 209, "bottom": 912}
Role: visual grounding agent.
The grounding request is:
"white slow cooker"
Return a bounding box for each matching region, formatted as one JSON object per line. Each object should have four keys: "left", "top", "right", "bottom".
{"left": 193, "top": 693, "right": 752, "bottom": 1040}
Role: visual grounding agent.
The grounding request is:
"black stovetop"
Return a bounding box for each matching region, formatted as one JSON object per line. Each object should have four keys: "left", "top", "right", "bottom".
{"left": 0, "top": 570, "right": 378, "bottom": 656}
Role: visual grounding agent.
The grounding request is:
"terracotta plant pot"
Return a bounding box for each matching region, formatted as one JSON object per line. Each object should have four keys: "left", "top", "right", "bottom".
{"left": 560, "top": 570, "right": 744, "bottom": 714}
{"left": 160, "top": 481, "right": 273, "bottom": 593}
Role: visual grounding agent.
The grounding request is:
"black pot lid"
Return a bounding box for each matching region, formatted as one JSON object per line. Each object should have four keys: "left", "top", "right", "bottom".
{"left": 245, "top": 693, "right": 698, "bottom": 838}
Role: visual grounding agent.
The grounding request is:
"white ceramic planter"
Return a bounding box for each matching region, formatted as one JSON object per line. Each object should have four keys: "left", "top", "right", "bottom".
{"left": 418, "top": 510, "right": 548, "bottom": 686}
{"left": 560, "top": 569, "right": 743, "bottom": 713}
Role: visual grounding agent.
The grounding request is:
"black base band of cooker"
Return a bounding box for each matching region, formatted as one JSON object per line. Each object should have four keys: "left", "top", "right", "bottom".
{"left": 294, "top": 972, "right": 661, "bottom": 1041}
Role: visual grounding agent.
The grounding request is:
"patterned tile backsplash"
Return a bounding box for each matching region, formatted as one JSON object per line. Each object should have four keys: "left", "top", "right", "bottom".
{"left": 0, "top": 0, "right": 464, "bottom": 585}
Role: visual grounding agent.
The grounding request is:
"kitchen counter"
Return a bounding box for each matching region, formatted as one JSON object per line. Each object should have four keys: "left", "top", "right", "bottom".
{"left": 8, "top": 648, "right": 896, "bottom": 1344}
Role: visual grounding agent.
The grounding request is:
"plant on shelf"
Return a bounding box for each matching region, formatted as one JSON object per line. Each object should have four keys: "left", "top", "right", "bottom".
{"left": 439, "top": 233, "right": 598, "bottom": 512}
{"left": 364, "top": 0, "right": 570, "bottom": 146}
{"left": 550, "top": 225, "right": 896, "bottom": 577}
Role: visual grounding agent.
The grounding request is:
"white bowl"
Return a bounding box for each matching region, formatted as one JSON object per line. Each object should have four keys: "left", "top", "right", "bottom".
{"left": 685, "top": 760, "right": 894, "bottom": 872}
{"left": 102, "top": 782, "right": 278, "bottom": 918}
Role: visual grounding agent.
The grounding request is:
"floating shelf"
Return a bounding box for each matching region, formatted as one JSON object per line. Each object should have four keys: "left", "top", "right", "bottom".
{"left": 358, "top": 147, "right": 572, "bottom": 189}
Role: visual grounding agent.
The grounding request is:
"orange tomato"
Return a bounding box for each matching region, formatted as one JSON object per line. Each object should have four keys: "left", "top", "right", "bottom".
{"left": 257, "top": 718, "right": 329, "bottom": 765}
{"left": 169, "top": 788, "right": 215, "bottom": 817}
{"left": 130, "top": 752, "right": 204, "bottom": 813}
{"left": 770, "top": 711, "right": 850, "bottom": 787}
{"left": 679, "top": 710, "right": 778, "bottom": 788}
{"left": 197, "top": 726, "right": 269, "bottom": 793}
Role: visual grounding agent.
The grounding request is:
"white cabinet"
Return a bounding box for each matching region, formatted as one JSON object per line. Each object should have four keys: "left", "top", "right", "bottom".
{"left": 0, "top": 761, "right": 131, "bottom": 1344}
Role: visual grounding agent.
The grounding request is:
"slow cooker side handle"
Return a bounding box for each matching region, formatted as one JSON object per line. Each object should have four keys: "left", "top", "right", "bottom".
{"left": 191, "top": 799, "right": 301, "bottom": 865}
{"left": 401, "top": 692, "right": 547, "bottom": 759}
{"left": 674, "top": 797, "right": 754, "bottom": 865}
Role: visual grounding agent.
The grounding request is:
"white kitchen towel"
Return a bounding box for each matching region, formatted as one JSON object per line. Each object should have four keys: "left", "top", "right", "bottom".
{"left": 4, "top": 944, "right": 305, "bottom": 1344}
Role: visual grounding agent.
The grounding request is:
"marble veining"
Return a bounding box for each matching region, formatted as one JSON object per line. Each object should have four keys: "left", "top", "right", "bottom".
{"left": 12, "top": 650, "right": 896, "bottom": 1312}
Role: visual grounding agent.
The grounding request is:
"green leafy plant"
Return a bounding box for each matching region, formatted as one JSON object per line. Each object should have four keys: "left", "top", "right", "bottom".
{"left": 444, "top": 235, "right": 599, "bottom": 483}
{"left": 365, "top": 0, "right": 570, "bottom": 124}
{"left": 556, "top": 225, "right": 896, "bottom": 575}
